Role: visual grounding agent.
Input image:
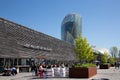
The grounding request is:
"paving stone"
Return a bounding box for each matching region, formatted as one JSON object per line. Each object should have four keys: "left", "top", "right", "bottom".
{"left": 0, "top": 67, "right": 120, "bottom": 80}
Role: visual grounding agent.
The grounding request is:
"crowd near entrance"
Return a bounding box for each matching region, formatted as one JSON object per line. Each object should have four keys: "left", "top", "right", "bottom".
{"left": 0, "top": 57, "right": 74, "bottom": 78}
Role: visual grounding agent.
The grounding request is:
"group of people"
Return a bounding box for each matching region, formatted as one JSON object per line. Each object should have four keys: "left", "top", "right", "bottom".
{"left": 30, "top": 62, "right": 69, "bottom": 78}
{"left": 2, "top": 66, "right": 17, "bottom": 76}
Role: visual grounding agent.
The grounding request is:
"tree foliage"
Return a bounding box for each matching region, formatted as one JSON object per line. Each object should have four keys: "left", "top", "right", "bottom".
{"left": 110, "top": 46, "right": 118, "bottom": 59}
{"left": 108, "top": 57, "right": 115, "bottom": 65}
{"left": 101, "top": 52, "right": 108, "bottom": 63}
{"left": 118, "top": 50, "right": 120, "bottom": 58}
{"left": 74, "top": 35, "right": 94, "bottom": 63}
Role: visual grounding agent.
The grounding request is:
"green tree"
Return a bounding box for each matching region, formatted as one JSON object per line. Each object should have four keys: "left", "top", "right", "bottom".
{"left": 108, "top": 57, "right": 115, "bottom": 65}
{"left": 74, "top": 35, "right": 94, "bottom": 63}
{"left": 101, "top": 52, "right": 108, "bottom": 63}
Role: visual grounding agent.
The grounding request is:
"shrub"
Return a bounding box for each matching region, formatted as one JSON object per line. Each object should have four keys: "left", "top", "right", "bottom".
{"left": 108, "top": 57, "right": 115, "bottom": 65}
{"left": 102, "top": 63, "right": 110, "bottom": 65}
{"left": 73, "top": 63, "right": 96, "bottom": 68}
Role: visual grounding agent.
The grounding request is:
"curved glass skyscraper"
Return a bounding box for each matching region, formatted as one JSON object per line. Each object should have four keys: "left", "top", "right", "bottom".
{"left": 61, "top": 13, "right": 82, "bottom": 45}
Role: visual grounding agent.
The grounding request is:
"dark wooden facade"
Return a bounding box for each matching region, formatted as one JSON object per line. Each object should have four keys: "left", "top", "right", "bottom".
{"left": 0, "top": 18, "right": 76, "bottom": 62}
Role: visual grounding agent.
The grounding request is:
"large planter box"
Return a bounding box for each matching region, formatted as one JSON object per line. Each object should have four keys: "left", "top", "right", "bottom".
{"left": 110, "top": 64, "right": 114, "bottom": 67}
{"left": 99, "top": 64, "right": 110, "bottom": 69}
{"left": 69, "top": 67, "right": 97, "bottom": 78}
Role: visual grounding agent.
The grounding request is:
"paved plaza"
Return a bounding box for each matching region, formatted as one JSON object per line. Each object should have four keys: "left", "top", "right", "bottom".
{"left": 0, "top": 67, "right": 120, "bottom": 80}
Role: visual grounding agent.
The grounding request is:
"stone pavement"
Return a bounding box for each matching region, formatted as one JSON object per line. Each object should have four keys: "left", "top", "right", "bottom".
{"left": 90, "top": 67, "right": 120, "bottom": 80}
{"left": 0, "top": 67, "right": 120, "bottom": 80}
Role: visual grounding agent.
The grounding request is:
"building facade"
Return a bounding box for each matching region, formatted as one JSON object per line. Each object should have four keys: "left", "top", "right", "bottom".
{"left": 61, "top": 13, "right": 82, "bottom": 45}
{"left": 0, "top": 18, "right": 76, "bottom": 67}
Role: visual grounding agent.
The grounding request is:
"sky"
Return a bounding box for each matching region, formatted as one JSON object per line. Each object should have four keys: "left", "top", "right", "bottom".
{"left": 0, "top": 0, "right": 120, "bottom": 50}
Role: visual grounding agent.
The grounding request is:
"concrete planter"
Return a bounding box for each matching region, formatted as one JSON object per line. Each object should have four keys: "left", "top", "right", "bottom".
{"left": 100, "top": 64, "right": 110, "bottom": 69}
{"left": 69, "top": 67, "right": 97, "bottom": 78}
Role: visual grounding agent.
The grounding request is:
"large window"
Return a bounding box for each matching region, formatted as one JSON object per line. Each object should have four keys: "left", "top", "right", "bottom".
{"left": 0, "top": 58, "right": 4, "bottom": 66}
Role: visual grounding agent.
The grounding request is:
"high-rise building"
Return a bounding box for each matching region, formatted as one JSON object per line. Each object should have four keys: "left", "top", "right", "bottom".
{"left": 61, "top": 13, "right": 82, "bottom": 45}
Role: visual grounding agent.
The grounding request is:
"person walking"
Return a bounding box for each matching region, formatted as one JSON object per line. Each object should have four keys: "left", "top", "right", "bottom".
{"left": 117, "top": 62, "right": 120, "bottom": 69}
{"left": 31, "top": 62, "right": 35, "bottom": 75}
{"left": 114, "top": 61, "right": 117, "bottom": 69}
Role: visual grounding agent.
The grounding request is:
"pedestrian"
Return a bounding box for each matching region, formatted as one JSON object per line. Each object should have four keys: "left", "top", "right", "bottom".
{"left": 42, "top": 70, "right": 46, "bottom": 78}
{"left": 114, "top": 61, "right": 117, "bottom": 69}
{"left": 117, "top": 62, "right": 120, "bottom": 69}
{"left": 11, "top": 66, "right": 17, "bottom": 75}
{"left": 31, "top": 62, "right": 35, "bottom": 75}
{"left": 38, "top": 64, "right": 43, "bottom": 78}
{"left": 35, "top": 63, "right": 39, "bottom": 76}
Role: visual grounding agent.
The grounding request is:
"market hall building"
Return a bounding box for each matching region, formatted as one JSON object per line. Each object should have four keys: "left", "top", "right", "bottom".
{"left": 0, "top": 18, "right": 76, "bottom": 69}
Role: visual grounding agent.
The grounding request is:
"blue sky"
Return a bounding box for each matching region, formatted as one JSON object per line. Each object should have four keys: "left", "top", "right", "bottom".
{"left": 0, "top": 0, "right": 120, "bottom": 50}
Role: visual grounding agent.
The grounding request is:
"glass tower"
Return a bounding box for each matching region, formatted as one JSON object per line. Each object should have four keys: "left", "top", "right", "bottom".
{"left": 61, "top": 13, "right": 82, "bottom": 45}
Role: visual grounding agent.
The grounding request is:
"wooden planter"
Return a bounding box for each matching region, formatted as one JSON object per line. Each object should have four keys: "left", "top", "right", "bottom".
{"left": 69, "top": 67, "right": 97, "bottom": 78}
{"left": 110, "top": 64, "right": 114, "bottom": 67}
{"left": 99, "top": 64, "right": 110, "bottom": 69}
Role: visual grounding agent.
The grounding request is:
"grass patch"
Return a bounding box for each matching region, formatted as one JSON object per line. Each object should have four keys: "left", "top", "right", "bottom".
{"left": 101, "top": 63, "right": 110, "bottom": 65}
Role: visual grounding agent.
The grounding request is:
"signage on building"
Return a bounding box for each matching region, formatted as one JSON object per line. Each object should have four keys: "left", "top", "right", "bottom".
{"left": 18, "top": 42, "right": 52, "bottom": 51}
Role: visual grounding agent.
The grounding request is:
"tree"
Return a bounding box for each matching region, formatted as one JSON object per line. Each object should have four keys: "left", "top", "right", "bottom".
{"left": 118, "top": 50, "right": 120, "bottom": 59}
{"left": 101, "top": 52, "right": 108, "bottom": 63}
{"left": 108, "top": 57, "right": 115, "bottom": 65}
{"left": 74, "top": 35, "right": 94, "bottom": 63}
{"left": 110, "top": 46, "right": 118, "bottom": 59}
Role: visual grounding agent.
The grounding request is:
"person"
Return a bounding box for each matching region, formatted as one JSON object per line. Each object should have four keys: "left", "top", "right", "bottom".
{"left": 2, "top": 66, "right": 7, "bottom": 76}
{"left": 117, "top": 62, "right": 120, "bottom": 69}
{"left": 31, "top": 62, "right": 35, "bottom": 71}
{"left": 2, "top": 66, "right": 7, "bottom": 73}
{"left": 42, "top": 70, "right": 47, "bottom": 78}
{"left": 61, "top": 63, "right": 65, "bottom": 68}
{"left": 31, "top": 62, "right": 35, "bottom": 75}
{"left": 35, "top": 63, "right": 39, "bottom": 76}
{"left": 11, "top": 66, "right": 17, "bottom": 75}
{"left": 114, "top": 61, "right": 117, "bottom": 69}
{"left": 38, "top": 64, "right": 44, "bottom": 78}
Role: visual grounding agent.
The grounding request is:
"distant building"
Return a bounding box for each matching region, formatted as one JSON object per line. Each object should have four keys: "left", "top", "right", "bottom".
{"left": 92, "top": 46, "right": 110, "bottom": 62}
{"left": 92, "top": 47, "right": 109, "bottom": 55}
{"left": 61, "top": 13, "right": 82, "bottom": 45}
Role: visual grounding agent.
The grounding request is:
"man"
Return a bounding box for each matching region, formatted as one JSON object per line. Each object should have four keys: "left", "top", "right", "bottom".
{"left": 11, "top": 66, "right": 17, "bottom": 75}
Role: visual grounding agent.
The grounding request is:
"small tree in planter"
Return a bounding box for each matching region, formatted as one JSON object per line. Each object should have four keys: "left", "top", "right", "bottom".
{"left": 74, "top": 35, "right": 94, "bottom": 63}
{"left": 108, "top": 57, "right": 115, "bottom": 67}
{"left": 101, "top": 52, "right": 108, "bottom": 63}
{"left": 100, "top": 52, "right": 110, "bottom": 69}
{"left": 69, "top": 35, "right": 97, "bottom": 78}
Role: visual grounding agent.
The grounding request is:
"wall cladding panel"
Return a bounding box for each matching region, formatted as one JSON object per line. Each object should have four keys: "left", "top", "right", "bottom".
{"left": 0, "top": 18, "right": 76, "bottom": 61}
